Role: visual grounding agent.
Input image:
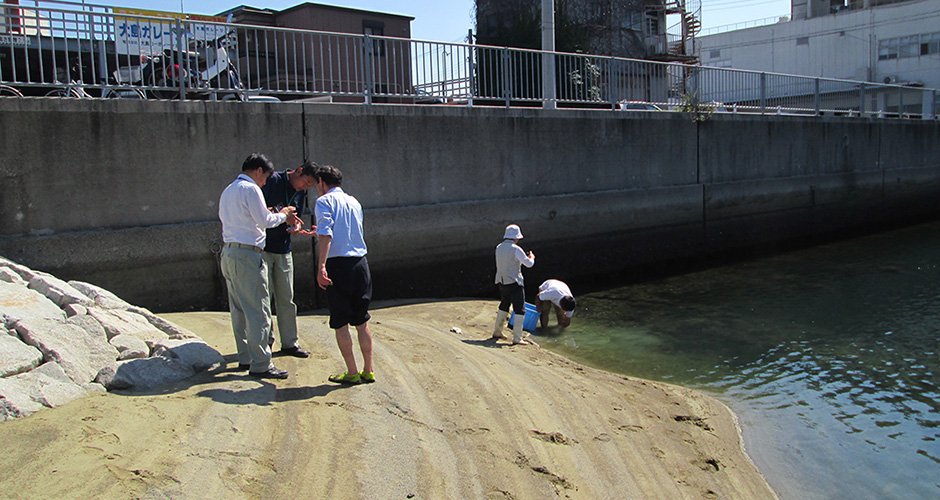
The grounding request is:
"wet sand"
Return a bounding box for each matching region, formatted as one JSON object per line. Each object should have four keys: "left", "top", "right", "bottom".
{"left": 0, "top": 299, "right": 777, "bottom": 499}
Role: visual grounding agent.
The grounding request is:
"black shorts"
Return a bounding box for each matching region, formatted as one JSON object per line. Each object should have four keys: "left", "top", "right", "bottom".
{"left": 325, "top": 256, "right": 372, "bottom": 329}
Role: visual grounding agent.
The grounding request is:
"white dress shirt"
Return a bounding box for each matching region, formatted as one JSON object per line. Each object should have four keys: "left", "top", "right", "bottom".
{"left": 219, "top": 174, "right": 287, "bottom": 247}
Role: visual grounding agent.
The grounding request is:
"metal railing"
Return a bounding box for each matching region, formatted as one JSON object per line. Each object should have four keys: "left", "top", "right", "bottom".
{"left": 0, "top": 1, "right": 937, "bottom": 118}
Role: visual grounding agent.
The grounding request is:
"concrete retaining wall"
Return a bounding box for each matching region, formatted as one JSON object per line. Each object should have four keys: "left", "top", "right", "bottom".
{"left": 1, "top": 98, "right": 938, "bottom": 312}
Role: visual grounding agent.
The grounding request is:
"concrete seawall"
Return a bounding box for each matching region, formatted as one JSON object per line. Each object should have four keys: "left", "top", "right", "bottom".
{"left": 1, "top": 98, "right": 938, "bottom": 312}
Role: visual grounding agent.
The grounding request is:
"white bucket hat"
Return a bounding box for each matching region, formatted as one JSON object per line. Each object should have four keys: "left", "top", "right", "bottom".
{"left": 503, "top": 224, "right": 524, "bottom": 240}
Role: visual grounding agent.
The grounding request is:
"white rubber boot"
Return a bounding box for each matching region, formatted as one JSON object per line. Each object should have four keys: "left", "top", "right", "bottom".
{"left": 512, "top": 314, "right": 527, "bottom": 344}
{"left": 492, "top": 310, "right": 509, "bottom": 338}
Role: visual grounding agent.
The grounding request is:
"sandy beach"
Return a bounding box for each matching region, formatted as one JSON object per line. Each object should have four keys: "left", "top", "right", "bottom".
{"left": 0, "top": 299, "right": 777, "bottom": 499}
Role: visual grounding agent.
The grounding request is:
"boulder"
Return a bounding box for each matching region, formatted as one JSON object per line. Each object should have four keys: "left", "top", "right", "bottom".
{"left": 0, "top": 281, "right": 67, "bottom": 326}
{"left": 127, "top": 306, "right": 199, "bottom": 339}
{"left": 68, "top": 281, "right": 132, "bottom": 310}
{"left": 63, "top": 303, "right": 88, "bottom": 317}
{"left": 0, "top": 257, "right": 38, "bottom": 282}
{"left": 85, "top": 308, "right": 168, "bottom": 346}
{"left": 0, "top": 333, "right": 44, "bottom": 377}
{"left": 14, "top": 317, "right": 119, "bottom": 384}
{"left": 153, "top": 339, "right": 224, "bottom": 372}
{"left": 110, "top": 334, "right": 150, "bottom": 360}
{"left": 0, "top": 267, "right": 26, "bottom": 285}
{"left": 0, "top": 379, "right": 44, "bottom": 421}
{"left": 0, "top": 362, "right": 88, "bottom": 420}
{"left": 28, "top": 273, "right": 95, "bottom": 308}
{"left": 96, "top": 357, "right": 196, "bottom": 391}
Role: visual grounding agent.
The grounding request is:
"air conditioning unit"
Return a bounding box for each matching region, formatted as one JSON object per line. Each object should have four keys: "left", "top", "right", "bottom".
{"left": 883, "top": 75, "right": 898, "bottom": 84}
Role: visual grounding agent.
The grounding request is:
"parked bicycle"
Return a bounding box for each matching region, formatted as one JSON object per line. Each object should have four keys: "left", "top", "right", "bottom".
{"left": 45, "top": 58, "right": 146, "bottom": 99}
{"left": 0, "top": 84, "right": 23, "bottom": 97}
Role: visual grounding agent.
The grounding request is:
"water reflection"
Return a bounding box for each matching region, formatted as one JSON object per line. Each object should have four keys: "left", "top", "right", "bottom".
{"left": 538, "top": 222, "right": 940, "bottom": 500}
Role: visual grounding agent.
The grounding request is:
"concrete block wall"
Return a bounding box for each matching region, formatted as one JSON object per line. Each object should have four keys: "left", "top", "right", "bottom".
{"left": 0, "top": 98, "right": 937, "bottom": 312}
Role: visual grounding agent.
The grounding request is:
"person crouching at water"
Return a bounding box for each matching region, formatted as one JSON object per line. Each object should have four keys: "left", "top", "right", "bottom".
{"left": 493, "top": 224, "right": 535, "bottom": 345}
{"left": 535, "top": 279, "right": 576, "bottom": 328}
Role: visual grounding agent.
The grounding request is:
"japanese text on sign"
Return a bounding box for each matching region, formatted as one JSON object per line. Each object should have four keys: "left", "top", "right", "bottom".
{"left": 113, "top": 8, "right": 228, "bottom": 56}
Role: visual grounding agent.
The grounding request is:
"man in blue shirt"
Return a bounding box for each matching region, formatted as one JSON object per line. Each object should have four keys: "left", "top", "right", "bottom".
{"left": 313, "top": 164, "right": 374, "bottom": 385}
{"left": 260, "top": 162, "right": 317, "bottom": 359}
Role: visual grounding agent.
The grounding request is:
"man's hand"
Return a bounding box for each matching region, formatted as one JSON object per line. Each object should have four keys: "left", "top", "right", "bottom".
{"left": 288, "top": 224, "right": 317, "bottom": 236}
{"left": 317, "top": 265, "right": 332, "bottom": 289}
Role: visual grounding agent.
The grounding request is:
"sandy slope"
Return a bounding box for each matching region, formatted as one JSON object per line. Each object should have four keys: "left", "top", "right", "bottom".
{"left": 0, "top": 299, "right": 777, "bottom": 500}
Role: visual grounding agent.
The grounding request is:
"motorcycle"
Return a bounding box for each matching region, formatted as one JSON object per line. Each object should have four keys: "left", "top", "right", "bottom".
{"left": 139, "top": 30, "right": 244, "bottom": 100}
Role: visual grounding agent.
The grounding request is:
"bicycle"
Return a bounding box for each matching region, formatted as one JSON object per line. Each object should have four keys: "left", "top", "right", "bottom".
{"left": 0, "top": 84, "right": 23, "bottom": 97}
{"left": 45, "top": 81, "right": 146, "bottom": 99}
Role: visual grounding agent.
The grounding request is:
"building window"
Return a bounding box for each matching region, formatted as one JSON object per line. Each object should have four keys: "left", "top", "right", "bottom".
{"left": 709, "top": 49, "right": 720, "bottom": 59}
{"left": 796, "top": 37, "right": 809, "bottom": 46}
{"left": 878, "top": 38, "right": 898, "bottom": 60}
{"left": 922, "top": 32, "right": 940, "bottom": 56}
{"left": 363, "top": 20, "right": 385, "bottom": 56}
{"left": 898, "top": 36, "right": 918, "bottom": 58}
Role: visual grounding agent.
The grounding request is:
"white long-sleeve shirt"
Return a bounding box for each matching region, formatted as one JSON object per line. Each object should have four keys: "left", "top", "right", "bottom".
{"left": 219, "top": 174, "right": 287, "bottom": 247}
{"left": 494, "top": 239, "right": 534, "bottom": 286}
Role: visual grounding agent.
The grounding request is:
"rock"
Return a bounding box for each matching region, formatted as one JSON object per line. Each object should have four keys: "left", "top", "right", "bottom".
{"left": 27, "top": 273, "right": 95, "bottom": 308}
{"left": 14, "top": 317, "right": 119, "bottom": 384}
{"left": 126, "top": 306, "right": 199, "bottom": 339}
{"left": 68, "top": 281, "right": 132, "bottom": 310}
{"left": 110, "top": 334, "right": 150, "bottom": 360}
{"left": 0, "top": 281, "right": 66, "bottom": 327}
{"left": 0, "top": 267, "right": 26, "bottom": 285}
{"left": 0, "top": 257, "right": 38, "bottom": 282}
{"left": 63, "top": 303, "right": 87, "bottom": 317}
{"left": 152, "top": 339, "right": 224, "bottom": 372}
{"left": 0, "top": 379, "right": 44, "bottom": 421}
{"left": 85, "top": 308, "right": 168, "bottom": 346}
{"left": 0, "top": 362, "right": 88, "bottom": 420}
{"left": 96, "top": 357, "right": 197, "bottom": 391}
{"left": 0, "top": 333, "right": 44, "bottom": 377}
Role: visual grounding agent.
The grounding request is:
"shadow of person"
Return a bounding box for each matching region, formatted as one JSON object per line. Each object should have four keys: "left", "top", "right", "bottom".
{"left": 461, "top": 338, "right": 506, "bottom": 348}
{"left": 196, "top": 381, "right": 345, "bottom": 405}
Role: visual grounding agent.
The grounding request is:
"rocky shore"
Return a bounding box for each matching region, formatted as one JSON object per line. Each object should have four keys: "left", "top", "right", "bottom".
{"left": 0, "top": 256, "right": 222, "bottom": 419}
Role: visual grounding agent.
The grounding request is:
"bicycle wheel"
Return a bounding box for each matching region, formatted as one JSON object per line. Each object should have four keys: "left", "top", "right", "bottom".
{"left": 0, "top": 84, "right": 23, "bottom": 97}
{"left": 45, "top": 87, "right": 82, "bottom": 98}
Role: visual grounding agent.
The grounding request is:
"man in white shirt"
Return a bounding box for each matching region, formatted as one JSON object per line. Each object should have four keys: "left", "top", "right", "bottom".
{"left": 535, "top": 279, "right": 576, "bottom": 328}
{"left": 219, "top": 153, "right": 298, "bottom": 379}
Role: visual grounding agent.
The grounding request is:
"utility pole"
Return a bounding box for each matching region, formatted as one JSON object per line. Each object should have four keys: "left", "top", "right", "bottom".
{"left": 541, "top": 0, "right": 556, "bottom": 109}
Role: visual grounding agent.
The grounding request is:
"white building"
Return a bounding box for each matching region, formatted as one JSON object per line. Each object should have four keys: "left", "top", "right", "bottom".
{"left": 697, "top": 0, "right": 940, "bottom": 114}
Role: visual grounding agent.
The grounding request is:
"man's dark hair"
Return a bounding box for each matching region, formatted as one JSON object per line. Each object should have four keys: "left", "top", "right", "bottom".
{"left": 296, "top": 160, "right": 319, "bottom": 178}
{"left": 314, "top": 164, "right": 343, "bottom": 187}
{"left": 560, "top": 295, "right": 576, "bottom": 312}
{"left": 242, "top": 153, "right": 274, "bottom": 173}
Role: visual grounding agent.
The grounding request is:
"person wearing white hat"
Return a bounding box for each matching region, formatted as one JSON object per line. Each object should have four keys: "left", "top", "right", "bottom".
{"left": 493, "top": 224, "right": 535, "bottom": 345}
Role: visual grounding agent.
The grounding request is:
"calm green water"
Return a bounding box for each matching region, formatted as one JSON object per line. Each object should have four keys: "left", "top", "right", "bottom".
{"left": 537, "top": 221, "right": 940, "bottom": 500}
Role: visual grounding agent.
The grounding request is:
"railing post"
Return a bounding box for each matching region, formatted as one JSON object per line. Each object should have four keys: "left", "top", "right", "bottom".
{"left": 176, "top": 19, "right": 187, "bottom": 101}
{"left": 814, "top": 78, "right": 820, "bottom": 116}
{"left": 466, "top": 31, "right": 475, "bottom": 107}
{"left": 897, "top": 85, "right": 903, "bottom": 118}
{"left": 501, "top": 47, "right": 510, "bottom": 108}
{"left": 759, "top": 72, "right": 767, "bottom": 113}
{"left": 362, "top": 35, "right": 373, "bottom": 105}
{"left": 859, "top": 83, "right": 867, "bottom": 117}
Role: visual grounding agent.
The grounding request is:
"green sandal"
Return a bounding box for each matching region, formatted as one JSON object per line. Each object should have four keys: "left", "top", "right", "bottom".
{"left": 329, "top": 372, "right": 361, "bottom": 384}
{"left": 359, "top": 371, "right": 376, "bottom": 383}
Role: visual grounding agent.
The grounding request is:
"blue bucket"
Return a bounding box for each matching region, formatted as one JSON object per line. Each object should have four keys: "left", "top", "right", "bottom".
{"left": 507, "top": 302, "right": 539, "bottom": 332}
